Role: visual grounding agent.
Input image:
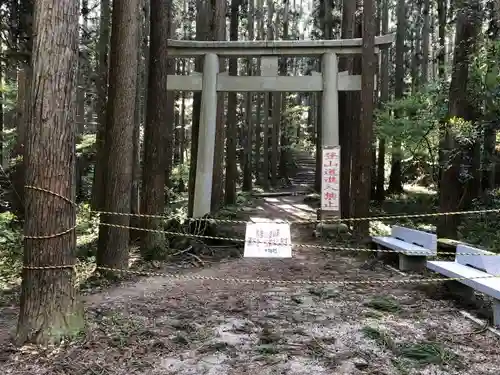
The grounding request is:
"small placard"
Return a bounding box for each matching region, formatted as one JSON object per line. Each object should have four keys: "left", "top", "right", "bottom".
{"left": 321, "top": 146, "right": 340, "bottom": 211}
{"left": 244, "top": 222, "right": 292, "bottom": 258}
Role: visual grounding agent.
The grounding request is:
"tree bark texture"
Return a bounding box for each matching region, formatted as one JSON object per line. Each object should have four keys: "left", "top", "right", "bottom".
{"left": 242, "top": 0, "right": 255, "bottom": 192}
{"left": 351, "top": 0, "right": 375, "bottom": 239}
{"left": 11, "top": 69, "right": 28, "bottom": 218}
{"left": 91, "top": 0, "right": 111, "bottom": 210}
{"left": 375, "top": 0, "right": 390, "bottom": 202}
{"left": 438, "top": 0, "right": 481, "bottom": 238}
{"left": 17, "top": 0, "right": 83, "bottom": 345}
{"left": 211, "top": 0, "right": 227, "bottom": 210}
{"left": 339, "top": 0, "right": 356, "bottom": 217}
{"left": 224, "top": 0, "right": 239, "bottom": 205}
{"left": 97, "top": 0, "right": 140, "bottom": 268}
{"left": 387, "top": 0, "right": 405, "bottom": 194}
{"left": 140, "top": 0, "right": 171, "bottom": 258}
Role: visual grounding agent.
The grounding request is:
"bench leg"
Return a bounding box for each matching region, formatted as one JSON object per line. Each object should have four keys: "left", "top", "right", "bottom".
{"left": 398, "top": 254, "right": 427, "bottom": 272}
{"left": 376, "top": 245, "right": 394, "bottom": 261}
{"left": 493, "top": 299, "right": 500, "bottom": 327}
{"left": 376, "top": 245, "right": 385, "bottom": 260}
{"left": 445, "top": 280, "right": 475, "bottom": 301}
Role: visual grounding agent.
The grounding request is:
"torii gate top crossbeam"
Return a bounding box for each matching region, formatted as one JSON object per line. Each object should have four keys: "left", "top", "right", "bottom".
{"left": 167, "top": 34, "right": 395, "bottom": 57}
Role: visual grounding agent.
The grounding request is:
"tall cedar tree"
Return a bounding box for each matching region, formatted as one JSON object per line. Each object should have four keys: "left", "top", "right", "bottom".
{"left": 438, "top": 0, "right": 481, "bottom": 238}
{"left": 17, "top": 0, "right": 83, "bottom": 345}
{"left": 97, "top": 0, "right": 140, "bottom": 268}
{"left": 351, "top": 0, "right": 376, "bottom": 239}
{"left": 141, "top": 0, "right": 171, "bottom": 258}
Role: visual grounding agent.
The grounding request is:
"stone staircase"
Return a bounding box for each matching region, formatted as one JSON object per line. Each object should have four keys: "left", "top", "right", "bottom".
{"left": 289, "top": 150, "right": 316, "bottom": 191}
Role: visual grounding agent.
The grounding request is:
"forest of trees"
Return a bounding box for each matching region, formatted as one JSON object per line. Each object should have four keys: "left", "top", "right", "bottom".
{"left": 0, "top": 0, "right": 499, "bottom": 345}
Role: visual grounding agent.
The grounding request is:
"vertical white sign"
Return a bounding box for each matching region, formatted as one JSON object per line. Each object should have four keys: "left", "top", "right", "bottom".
{"left": 321, "top": 146, "right": 341, "bottom": 212}
{"left": 244, "top": 222, "right": 292, "bottom": 258}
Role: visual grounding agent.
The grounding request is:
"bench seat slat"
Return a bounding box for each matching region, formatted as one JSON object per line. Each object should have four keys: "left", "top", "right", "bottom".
{"left": 373, "top": 236, "right": 436, "bottom": 255}
{"left": 427, "top": 261, "right": 500, "bottom": 300}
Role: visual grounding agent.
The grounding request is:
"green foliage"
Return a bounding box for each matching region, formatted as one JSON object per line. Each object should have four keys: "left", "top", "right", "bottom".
{"left": 375, "top": 85, "right": 448, "bottom": 185}
{"left": 0, "top": 81, "right": 17, "bottom": 112}
{"left": 375, "top": 87, "right": 445, "bottom": 159}
{"left": 2, "top": 128, "right": 18, "bottom": 164}
{"left": 76, "top": 203, "right": 99, "bottom": 237}
{"left": 361, "top": 326, "right": 395, "bottom": 349}
{"left": 470, "top": 39, "right": 500, "bottom": 120}
{"left": 399, "top": 342, "right": 458, "bottom": 365}
{"left": 458, "top": 189, "right": 500, "bottom": 251}
{"left": 281, "top": 94, "right": 315, "bottom": 152}
{"left": 76, "top": 134, "right": 97, "bottom": 157}
{"left": 217, "top": 191, "right": 255, "bottom": 218}
{"left": 362, "top": 324, "right": 458, "bottom": 368}
{"left": 365, "top": 296, "right": 401, "bottom": 313}
{"left": 169, "top": 162, "right": 190, "bottom": 195}
{"left": 0, "top": 212, "right": 22, "bottom": 291}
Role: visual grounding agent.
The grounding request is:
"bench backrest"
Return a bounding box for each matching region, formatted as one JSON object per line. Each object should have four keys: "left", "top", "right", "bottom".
{"left": 456, "top": 244, "right": 500, "bottom": 275}
{"left": 391, "top": 226, "right": 437, "bottom": 250}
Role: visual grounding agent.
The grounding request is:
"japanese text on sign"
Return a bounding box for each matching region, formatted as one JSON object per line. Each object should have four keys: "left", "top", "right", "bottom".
{"left": 321, "top": 146, "right": 340, "bottom": 211}
{"left": 244, "top": 222, "right": 292, "bottom": 258}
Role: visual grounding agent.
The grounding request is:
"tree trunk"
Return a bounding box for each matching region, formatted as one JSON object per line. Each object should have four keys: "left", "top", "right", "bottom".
{"left": 131, "top": 0, "right": 151, "bottom": 238}
{"left": 224, "top": 0, "right": 239, "bottom": 204}
{"left": 348, "top": 9, "right": 362, "bottom": 218}
{"left": 2, "top": 0, "right": 19, "bottom": 170}
{"left": 140, "top": 0, "right": 171, "bottom": 259}
{"left": 211, "top": 0, "right": 227, "bottom": 210}
{"left": 164, "top": 64, "right": 176, "bottom": 189}
{"left": 481, "top": 2, "right": 499, "bottom": 191}
{"left": 17, "top": 0, "right": 83, "bottom": 345}
{"left": 97, "top": 0, "right": 140, "bottom": 268}
{"left": 91, "top": 0, "right": 111, "bottom": 210}
{"left": 351, "top": 0, "right": 375, "bottom": 239}
{"left": 179, "top": 64, "right": 187, "bottom": 165}
{"left": 76, "top": 1, "right": 90, "bottom": 201}
{"left": 375, "top": 0, "right": 389, "bottom": 202}
{"left": 437, "top": 0, "right": 447, "bottom": 78}
{"left": 180, "top": 62, "right": 186, "bottom": 166}
{"left": 11, "top": 69, "right": 28, "bottom": 218}
{"left": 11, "top": 0, "right": 34, "bottom": 219}
{"left": 269, "top": 0, "right": 279, "bottom": 188}
{"left": 387, "top": 0, "right": 405, "bottom": 194}
{"left": 262, "top": 0, "right": 274, "bottom": 190}
{"left": 254, "top": 0, "right": 264, "bottom": 185}
{"left": 421, "top": 0, "right": 430, "bottom": 85}
{"left": 278, "top": 1, "right": 290, "bottom": 183}
{"left": 438, "top": 0, "right": 481, "bottom": 238}
{"left": 339, "top": 0, "right": 356, "bottom": 217}
{"left": 242, "top": 0, "right": 255, "bottom": 192}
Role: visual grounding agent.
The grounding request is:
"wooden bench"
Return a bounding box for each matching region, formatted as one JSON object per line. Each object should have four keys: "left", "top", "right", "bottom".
{"left": 427, "top": 244, "right": 500, "bottom": 327}
{"left": 372, "top": 226, "right": 437, "bottom": 271}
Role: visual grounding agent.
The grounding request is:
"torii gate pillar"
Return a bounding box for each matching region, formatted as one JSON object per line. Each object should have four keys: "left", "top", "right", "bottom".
{"left": 192, "top": 53, "right": 218, "bottom": 218}
{"left": 165, "top": 35, "right": 395, "bottom": 218}
{"left": 321, "top": 52, "right": 339, "bottom": 146}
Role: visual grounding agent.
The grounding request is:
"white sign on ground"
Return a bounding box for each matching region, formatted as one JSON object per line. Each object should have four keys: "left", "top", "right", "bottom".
{"left": 244, "top": 222, "right": 292, "bottom": 258}
{"left": 321, "top": 146, "right": 340, "bottom": 212}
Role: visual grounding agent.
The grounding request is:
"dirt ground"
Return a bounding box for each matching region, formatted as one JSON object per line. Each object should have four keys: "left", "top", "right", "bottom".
{"left": 1, "top": 196, "right": 500, "bottom": 374}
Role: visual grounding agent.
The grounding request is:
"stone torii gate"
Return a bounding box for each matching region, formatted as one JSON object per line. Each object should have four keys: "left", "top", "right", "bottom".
{"left": 166, "top": 35, "right": 395, "bottom": 218}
